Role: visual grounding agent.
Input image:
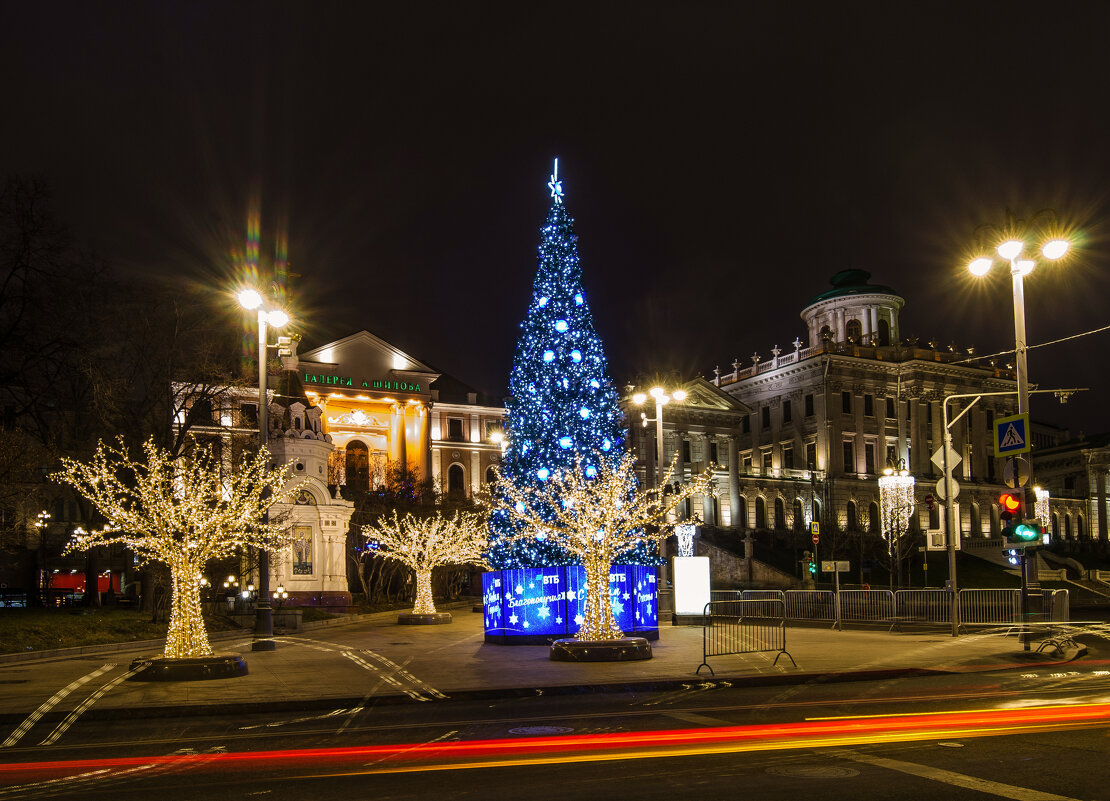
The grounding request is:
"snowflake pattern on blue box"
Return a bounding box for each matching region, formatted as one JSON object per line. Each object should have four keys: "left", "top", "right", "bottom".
{"left": 482, "top": 565, "right": 657, "bottom": 639}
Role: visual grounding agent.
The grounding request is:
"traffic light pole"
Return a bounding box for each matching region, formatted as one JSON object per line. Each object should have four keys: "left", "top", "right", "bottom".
{"left": 943, "top": 387, "right": 1085, "bottom": 640}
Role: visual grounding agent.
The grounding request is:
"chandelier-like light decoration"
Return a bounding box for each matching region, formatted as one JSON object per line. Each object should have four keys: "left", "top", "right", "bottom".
{"left": 54, "top": 437, "right": 299, "bottom": 659}
{"left": 493, "top": 451, "right": 714, "bottom": 641}
{"left": 675, "top": 524, "right": 697, "bottom": 558}
{"left": 878, "top": 466, "right": 916, "bottom": 541}
{"left": 362, "top": 510, "right": 489, "bottom": 615}
{"left": 1034, "top": 486, "right": 1050, "bottom": 528}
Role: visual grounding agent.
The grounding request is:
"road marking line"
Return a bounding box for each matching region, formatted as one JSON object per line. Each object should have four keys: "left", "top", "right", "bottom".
{"left": 830, "top": 748, "right": 1084, "bottom": 801}
{"left": 238, "top": 708, "right": 351, "bottom": 731}
{"left": 40, "top": 665, "right": 143, "bottom": 746}
{"left": 342, "top": 651, "right": 428, "bottom": 701}
{"left": 359, "top": 649, "right": 448, "bottom": 699}
{"left": 1, "top": 664, "right": 115, "bottom": 748}
{"left": 663, "top": 710, "right": 734, "bottom": 727}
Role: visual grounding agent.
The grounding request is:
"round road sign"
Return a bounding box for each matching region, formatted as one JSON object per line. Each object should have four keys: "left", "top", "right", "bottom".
{"left": 811, "top": 533, "right": 819, "bottom": 545}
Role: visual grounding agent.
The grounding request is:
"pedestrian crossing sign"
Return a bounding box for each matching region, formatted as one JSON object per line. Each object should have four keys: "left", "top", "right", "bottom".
{"left": 994, "top": 413, "right": 1031, "bottom": 457}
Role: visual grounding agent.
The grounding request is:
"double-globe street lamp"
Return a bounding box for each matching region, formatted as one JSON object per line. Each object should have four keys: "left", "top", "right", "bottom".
{"left": 237, "top": 287, "right": 290, "bottom": 652}
{"left": 631, "top": 386, "right": 687, "bottom": 492}
{"left": 967, "top": 215, "right": 1070, "bottom": 432}
{"left": 632, "top": 386, "right": 687, "bottom": 606}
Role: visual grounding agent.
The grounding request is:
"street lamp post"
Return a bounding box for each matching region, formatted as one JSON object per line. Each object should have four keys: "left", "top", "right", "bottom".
{"left": 632, "top": 385, "right": 687, "bottom": 491}
{"left": 632, "top": 385, "right": 687, "bottom": 608}
{"left": 968, "top": 218, "right": 1071, "bottom": 499}
{"left": 238, "top": 288, "right": 289, "bottom": 652}
{"left": 35, "top": 510, "right": 51, "bottom": 606}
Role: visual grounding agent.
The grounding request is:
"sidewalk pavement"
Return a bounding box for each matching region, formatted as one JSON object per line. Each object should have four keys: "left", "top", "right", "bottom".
{"left": 0, "top": 604, "right": 1093, "bottom": 723}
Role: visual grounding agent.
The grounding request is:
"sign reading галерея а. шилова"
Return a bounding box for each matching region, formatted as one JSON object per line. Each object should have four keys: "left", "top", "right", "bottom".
{"left": 302, "top": 373, "right": 423, "bottom": 392}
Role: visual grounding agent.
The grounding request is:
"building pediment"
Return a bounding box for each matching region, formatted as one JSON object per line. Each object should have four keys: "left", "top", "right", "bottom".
{"left": 298, "top": 331, "right": 441, "bottom": 396}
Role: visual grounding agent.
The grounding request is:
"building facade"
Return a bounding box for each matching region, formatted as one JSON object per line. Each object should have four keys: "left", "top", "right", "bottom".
{"left": 627, "top": 270, "right": 1089, "bottom": 556}
{"left": 179, "top": 330, "right": 506, "bottom": 604}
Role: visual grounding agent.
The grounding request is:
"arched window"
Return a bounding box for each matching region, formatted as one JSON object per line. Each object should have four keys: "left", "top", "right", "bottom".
{"left": 820, "top": 325, "right": 832, "bottom": 342}
{"left": 846, "top": 319, "right": 862, "bottom": 343}
{"left": 1078, "top": 515, "right": 1086, "bottom": 539}
{"left": 868, "top": 502, "right": 880, "bottom": 534}
{"left": 345, "top": 440, "right": 370, "bottom": 494}
{"left": 1065, "top": 514, "right": 1072, "bottom": 539}
{"left": 1052, "top": 512, "right": 1060, "bottom": 539}
{"left": 448, "top": 464, "right": 466, "bottom": 499}
{"left": 755, "top": 497, "right": 766, "bottom": 529}
{"left": 485, "top": 466, "right": 497, "bottom": 485}
{"left": 878, "top": 319, "right": 891, "bottom": 346}
{"left": 774, "top": 498, "right": 786, "bottom": 531}
{"left": 793, "top": 499, "right": 805, "bottom": 531}
{"left": 846, "top": 500, "right": 858, "bottom": 531}
{"left": 970, "top": 503, "right": 981, "bottom": 537}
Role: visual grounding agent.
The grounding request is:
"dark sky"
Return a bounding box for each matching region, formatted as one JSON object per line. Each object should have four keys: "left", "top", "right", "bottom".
{"left": 4, "top": 2, "right": 1110, "bottom": 435}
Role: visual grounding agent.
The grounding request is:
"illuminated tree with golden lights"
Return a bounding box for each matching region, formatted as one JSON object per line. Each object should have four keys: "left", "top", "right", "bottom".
{"left": 494, "top": 452, "right": 714, "bottom": 641}
{"left": 361, "top": 510, "right": 489, "bottom": 615}
{"left": 53, "top": 438, "right": 298, "bottom": 659}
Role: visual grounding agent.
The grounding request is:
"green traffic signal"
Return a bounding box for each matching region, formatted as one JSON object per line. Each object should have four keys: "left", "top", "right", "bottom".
{"left": 1003, "top": 520, "right": 1040, "bottom": 543}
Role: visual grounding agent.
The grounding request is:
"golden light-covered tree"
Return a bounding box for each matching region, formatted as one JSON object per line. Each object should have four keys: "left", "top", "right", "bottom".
{"left": 361, "top": 510, "right": 489, "bottom": 615}
{"left": 53, "top": 438, "right": 298, "bottom": 659}
{"left": 493, "top": 452, "right": 714, "bottom": 641}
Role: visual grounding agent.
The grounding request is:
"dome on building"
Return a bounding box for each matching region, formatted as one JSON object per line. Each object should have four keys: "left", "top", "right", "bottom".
{"left": 801, "top": 269, "right": 905, "bottom": 347}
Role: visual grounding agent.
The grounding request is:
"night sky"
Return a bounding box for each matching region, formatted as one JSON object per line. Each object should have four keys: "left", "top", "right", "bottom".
{"left": 4, "top": 2, "right": 1110, "bottom": 435}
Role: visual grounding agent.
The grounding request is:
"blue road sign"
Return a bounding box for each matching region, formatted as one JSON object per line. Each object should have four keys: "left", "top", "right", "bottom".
{"left": 994, "top": 413, "right": 1030, "bottom": 457}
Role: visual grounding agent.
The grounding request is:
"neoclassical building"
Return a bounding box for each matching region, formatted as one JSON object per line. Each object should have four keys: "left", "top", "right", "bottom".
{"left": 631, "top": 269, "right": 1087, "bottom": 549}
{"left": 179, "top": 330, "right": 505, "bottom": 604}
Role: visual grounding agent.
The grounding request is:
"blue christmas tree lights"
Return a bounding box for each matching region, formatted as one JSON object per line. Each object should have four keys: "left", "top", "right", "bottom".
{"left": 488, "top": 160, "right": 655, "bottom": 568}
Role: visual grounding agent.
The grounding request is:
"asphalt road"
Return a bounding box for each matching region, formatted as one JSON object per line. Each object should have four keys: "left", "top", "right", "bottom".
{"left": 3, "top": 655, "right": 1109, "bottom": 801}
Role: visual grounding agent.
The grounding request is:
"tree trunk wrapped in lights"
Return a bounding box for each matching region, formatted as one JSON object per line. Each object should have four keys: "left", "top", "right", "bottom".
{"left": 53, "top": 437, "right": 299, "bottom": 659}
{"left": 361, "top": 510, "right": 489, "bottom": 615}
{"left": 493, "top": 451, "right": 714, "bottom": 641}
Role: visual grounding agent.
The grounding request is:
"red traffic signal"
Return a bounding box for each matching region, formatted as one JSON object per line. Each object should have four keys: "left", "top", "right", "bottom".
{"left": 998, "top": 492, "right": 1022, "bottom": 521}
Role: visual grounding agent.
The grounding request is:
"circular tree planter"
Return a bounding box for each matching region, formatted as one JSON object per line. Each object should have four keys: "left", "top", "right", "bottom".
{"left": 550, "top": 637, "right": 652, "bottom": 662}
{"left": 129, "top": 654, "right": 248, "bottom": 681}
{"left": 398, "top": 611, "right": 453, "bottom": 625}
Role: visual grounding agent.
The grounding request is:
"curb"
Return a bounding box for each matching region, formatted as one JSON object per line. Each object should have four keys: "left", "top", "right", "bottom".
{"left": 0, "top": 666, "right": 957, "bottom": 725}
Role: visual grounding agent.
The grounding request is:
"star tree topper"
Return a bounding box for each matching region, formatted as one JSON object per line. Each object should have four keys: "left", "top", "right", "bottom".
{"left": 547, "top": 157, "right": 564, "bottom": 204}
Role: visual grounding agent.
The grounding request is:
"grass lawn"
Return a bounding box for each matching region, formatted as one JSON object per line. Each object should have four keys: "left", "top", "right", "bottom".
{"left": 0, "top": 607, "right": 241, "bottom": 655}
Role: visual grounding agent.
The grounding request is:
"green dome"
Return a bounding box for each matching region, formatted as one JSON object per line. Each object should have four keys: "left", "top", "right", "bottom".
{"left": 807, "top": 269, "right": 901, "bottom": 305}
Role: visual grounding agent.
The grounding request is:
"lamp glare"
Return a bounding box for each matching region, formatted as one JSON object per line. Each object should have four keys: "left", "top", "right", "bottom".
{"left": 237, "top": 289, "right": 263, "bottom": 310}
{"left": 1042, "top": 239, "right": 1069, "bottom": 260}
{"left": 266, "top": 309, "right": 290, "bottom": 328}
{"left": 1015, "top": 259, "right": 1035, "bottom": 276}
{"left": 968, "top": 257, "right": 992, "bottom": 276}
{"left": 997, "top": 240, "right": 1024, "bottom": 260}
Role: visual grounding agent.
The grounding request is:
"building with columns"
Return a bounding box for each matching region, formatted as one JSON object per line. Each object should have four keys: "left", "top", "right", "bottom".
{"left": 707, "top": 269, "right": 1087, "bottom": 547}
{"left": 177, "top": 329, "right": 505, "bottom": 604}
{"left": 623, "top": 270, "right": 1090, "bottom": 571}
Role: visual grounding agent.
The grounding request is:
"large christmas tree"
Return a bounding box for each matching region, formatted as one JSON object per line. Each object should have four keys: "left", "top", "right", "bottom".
{"left": 488, "top": 160, "right": 643, "bottom": 568}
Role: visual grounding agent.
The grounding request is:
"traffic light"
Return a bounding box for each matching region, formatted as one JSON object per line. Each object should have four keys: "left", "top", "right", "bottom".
{"left": 807, "top": 559, "right": 817, "bottom": 576}
{"left": 999, "top": 491, "right": 1039, "bottom": 544}
{"left": 998, "top": 491, "right": 1022, "bottom": 522}
{"left": 1005, "top": 520, "right": 1040, "bottom": 544}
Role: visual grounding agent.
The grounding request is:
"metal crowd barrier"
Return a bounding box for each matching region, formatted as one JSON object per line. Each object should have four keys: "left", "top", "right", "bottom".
{"left": 892, "top": 589, "right": 952, "bottom": 624}
{"left": 697, "top": 599, "right": 796, "bottom": 676}
{"left": 784, "top": 590, "right": 835, "bottom": 621}
{"left": 836, "top": 590, "right": 895, "bottom": 622}
{"left": 958, "top": 589, "right": 1021, "bottom": 625}
{"left": 1043, "top": 589, "right": 1070, "bottom": 622}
